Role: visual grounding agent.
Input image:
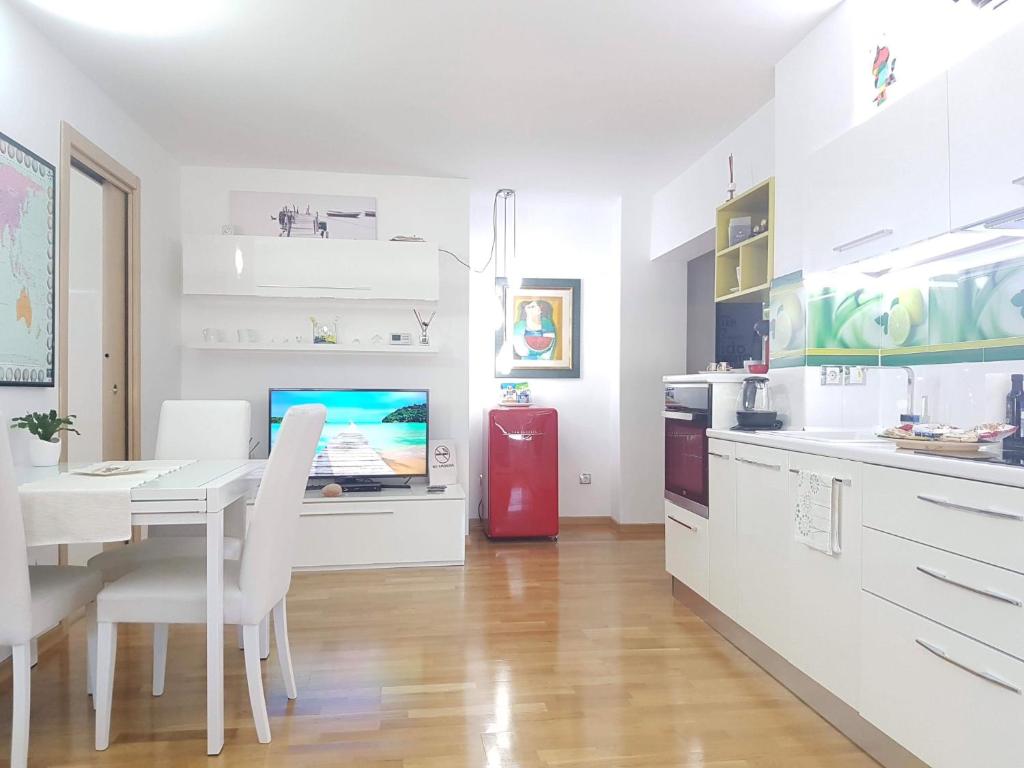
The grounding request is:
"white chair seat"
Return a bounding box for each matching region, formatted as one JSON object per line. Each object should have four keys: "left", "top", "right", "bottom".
{"left": 97, "top": 558, "right": 245, "bottom": 625}
{"left": 87, "top": 536, "right": 244, "bottom": 582}
{"left": 27, "top": 566, "right": 102, "bottom": 639}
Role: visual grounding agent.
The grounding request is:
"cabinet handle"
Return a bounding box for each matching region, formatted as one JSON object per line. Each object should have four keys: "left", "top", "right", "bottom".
{"left": 1012, "top": 175, "right": 1024, "bottom": 186}
{"left": 735, "top": 457, "right": 781, "bottom": 471}
{"left": 915, "top": 565, "right": 1023, "bottom": 607}
{"left": 833, "top": 229, "right": 893, "bottom": 253}
{"left": 707, "top": 451, "right": 730, "bottom": 459}
{"left": 787, "top": 468, "right": 852, "bottom": 487}
{"left": 667, "top": 515, "right": 696, "bottom": 532}
{"left": 916, "top": 494, "right": 1024, "bottom": 522}
{"left": 915, "top": 639, "right": 1021, "bottom": 695}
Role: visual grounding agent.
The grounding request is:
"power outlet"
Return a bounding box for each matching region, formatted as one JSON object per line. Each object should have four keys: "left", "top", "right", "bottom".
{"left": 820, "top": 365, "right": 844, "bottom": 386}
{"left": 578, "top": 473, "right": 592, "bottom": 485}
{"left": 844, "top": 365, "right": 867, "bottom": 385}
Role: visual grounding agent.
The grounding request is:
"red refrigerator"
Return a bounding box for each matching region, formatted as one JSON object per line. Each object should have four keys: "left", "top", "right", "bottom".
{"left": 483, "top": 407, "right": 559, "bottom": 539}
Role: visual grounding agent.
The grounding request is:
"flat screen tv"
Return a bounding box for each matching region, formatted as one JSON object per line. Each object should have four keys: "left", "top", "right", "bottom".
{"left": 269, "top": 388, "right": 429, "bottom": 481}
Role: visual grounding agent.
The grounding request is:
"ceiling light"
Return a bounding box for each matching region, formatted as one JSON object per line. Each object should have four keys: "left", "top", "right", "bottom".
{"left": 25, "top": 0, "right": 229, "bottom": 36}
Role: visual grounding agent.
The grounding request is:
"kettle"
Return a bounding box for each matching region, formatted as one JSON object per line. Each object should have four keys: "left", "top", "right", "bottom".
{"left": 735, "top": 376, "right": 781, "bottom": 430}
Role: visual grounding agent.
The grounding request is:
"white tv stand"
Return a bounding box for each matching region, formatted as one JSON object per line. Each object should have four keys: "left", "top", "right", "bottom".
{"left": 255, "top": 483, "right": 467, "bottom": 571}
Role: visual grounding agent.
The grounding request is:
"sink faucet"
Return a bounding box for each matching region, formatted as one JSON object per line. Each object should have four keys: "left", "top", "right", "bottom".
{"left": 845, "top": 365, "right": 916, "bottom": 420}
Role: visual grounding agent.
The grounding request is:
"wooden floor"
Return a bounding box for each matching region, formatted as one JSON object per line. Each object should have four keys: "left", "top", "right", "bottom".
{"left": 1, "top": 522, "right": 877, "bottom": 767}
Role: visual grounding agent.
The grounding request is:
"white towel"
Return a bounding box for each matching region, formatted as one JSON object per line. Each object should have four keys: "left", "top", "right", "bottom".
{"left": 20, "top": 461, "right": 193, "bottom": 547}
{"left": 794, "top": 470, "right": 840, "bottom": 556}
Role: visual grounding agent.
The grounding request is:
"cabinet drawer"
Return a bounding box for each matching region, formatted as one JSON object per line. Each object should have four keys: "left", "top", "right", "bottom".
{"left": 665, "top": 501, "right": 709, "bottom": 599}
{"left": 863, "top": 528, "right": 1024, "bottom": 660}
{"left": 861, "top": 593, "right": 1024, "bottom": 768}
{"left": 863, "top": 465, "right": 1024, "bottom": 574}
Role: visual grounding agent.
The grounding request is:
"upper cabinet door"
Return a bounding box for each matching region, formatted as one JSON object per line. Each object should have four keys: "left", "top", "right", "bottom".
{"left": 802, "top": 75, "right": 951, "bottom": 273}
{"left": 949, "top": 25, "right": 1024, "bottom": 229}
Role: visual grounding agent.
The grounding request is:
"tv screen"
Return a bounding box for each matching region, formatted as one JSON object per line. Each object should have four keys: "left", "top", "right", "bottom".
{"left": 269, "top": 388, "right": 429, "bottom": 478}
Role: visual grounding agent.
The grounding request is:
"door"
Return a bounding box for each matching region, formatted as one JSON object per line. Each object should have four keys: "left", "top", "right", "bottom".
{"left": 66, "top": 166, "right": 127, "bottom": 463}
{"left": 707, "top": 439, "right": 738, "bottom": 618}
{"left": 735, "top": 444, "right": 791, "bottom": 655}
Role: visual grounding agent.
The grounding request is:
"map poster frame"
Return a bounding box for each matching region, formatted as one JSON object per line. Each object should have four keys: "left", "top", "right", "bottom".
{"left": 0, "top": 129, "right": 56, "bottom": 388}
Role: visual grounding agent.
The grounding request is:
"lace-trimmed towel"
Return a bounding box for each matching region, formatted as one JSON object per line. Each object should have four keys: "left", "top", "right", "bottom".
{"left": 794, "top": 470, "right": 840, "bottom": 556}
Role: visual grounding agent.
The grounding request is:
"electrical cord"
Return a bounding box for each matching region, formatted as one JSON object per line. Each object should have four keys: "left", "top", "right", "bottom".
{"left": 439, "top": 188, "right": 513, "bottom": 274}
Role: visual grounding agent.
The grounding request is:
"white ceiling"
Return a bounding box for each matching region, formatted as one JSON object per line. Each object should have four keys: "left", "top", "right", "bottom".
{"left": 12, "top": 0, "right": 841, "bottom": 191}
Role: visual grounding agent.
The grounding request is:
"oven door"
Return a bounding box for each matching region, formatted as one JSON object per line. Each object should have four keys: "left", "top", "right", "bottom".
{"left": 664, "top": 385, "right": 710, "bottom": 518}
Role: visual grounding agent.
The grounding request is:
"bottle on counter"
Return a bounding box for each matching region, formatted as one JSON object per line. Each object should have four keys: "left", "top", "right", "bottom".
{"left": 1006, "top": 374, "right": 1024, "bottom": 440}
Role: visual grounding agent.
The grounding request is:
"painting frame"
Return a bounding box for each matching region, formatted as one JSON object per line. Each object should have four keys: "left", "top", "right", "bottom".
{"left": 0, "top": 129, "right": 56, "bottom": 388}
{"left": 495, "top": 277, "right": 581, "bottom": 379}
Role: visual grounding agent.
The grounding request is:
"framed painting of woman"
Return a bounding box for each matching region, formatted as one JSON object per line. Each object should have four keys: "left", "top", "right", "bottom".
{"left": 495, "top": 278, "right": 581, "bottom": 379}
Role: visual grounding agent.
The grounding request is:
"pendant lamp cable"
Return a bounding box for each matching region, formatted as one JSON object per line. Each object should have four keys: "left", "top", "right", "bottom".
{"left": 440, "top": 188, "right": 515, "bottom": 274}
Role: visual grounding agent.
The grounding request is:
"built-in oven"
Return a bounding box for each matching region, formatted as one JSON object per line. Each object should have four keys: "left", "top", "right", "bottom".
{"left": 664, "top": 382, "right": 711, "bottom": 518}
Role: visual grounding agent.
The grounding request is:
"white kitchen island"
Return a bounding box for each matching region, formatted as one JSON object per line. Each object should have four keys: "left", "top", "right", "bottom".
{"left": 667, "top": 429, "right": 1024, "bottom": 768}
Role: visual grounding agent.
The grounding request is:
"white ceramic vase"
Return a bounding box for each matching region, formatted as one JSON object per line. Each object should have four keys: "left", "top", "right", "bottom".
{"left": 28, "top": 437, "right": 62, "bottom": 467}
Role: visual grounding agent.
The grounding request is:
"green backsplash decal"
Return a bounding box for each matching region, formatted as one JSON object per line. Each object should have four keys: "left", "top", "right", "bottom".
{"left": 768, "top": 255, "right": 1024, "bottom": 366}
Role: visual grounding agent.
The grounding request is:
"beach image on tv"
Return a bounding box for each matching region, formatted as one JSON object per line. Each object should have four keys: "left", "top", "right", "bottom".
{"left": 270, "top": 390, "right": 427, "bottom": 476}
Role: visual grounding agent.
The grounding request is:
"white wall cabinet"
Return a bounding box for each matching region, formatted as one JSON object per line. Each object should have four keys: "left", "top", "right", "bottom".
{"left": 734, "top": 444, "right": 791, "bottom": 656}
{"left": 707, "top": 439, "right": 739, "bottom": 619}
{"left": 948, "top": 24, "right": 1024, "bottom": 229}
{"left": 182, "top": 235, "right": 440, "bottom": 301}
{"left": 784, "top": 453, "right": 862, "bottom": 707}
{"left": 665, "top": 501, "right": 710, "bottom": 599}
{"left": 802, "top": 75, "right": 950, "bottom": 273}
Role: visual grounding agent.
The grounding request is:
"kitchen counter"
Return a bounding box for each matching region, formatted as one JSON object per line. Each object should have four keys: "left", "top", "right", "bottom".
{"left": 663, "top": 372, "right": 755, "bottom": 384}
{"left": 707, "top": 428, "right": 1024, "bottom": 489}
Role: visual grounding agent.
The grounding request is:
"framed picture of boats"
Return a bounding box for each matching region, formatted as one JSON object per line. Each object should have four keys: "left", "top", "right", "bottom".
{"left": 228, "top": 190, "right": 377, "bottom": 239}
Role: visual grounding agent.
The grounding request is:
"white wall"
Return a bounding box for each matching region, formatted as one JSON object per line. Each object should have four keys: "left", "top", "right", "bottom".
{"left": 0, "top": 1, "right": 182, "bottom": 462}
{"left": 467, "top": 188, "right": 622, "bottom": 521}
{"left": 178, "top": 166, "right": 470, "bottom": 491}
{"left": 650, "top": 101, "right": 774, "bottom": 262}
{"left": 618, "top": 192, "right": 687, "bottom": 524}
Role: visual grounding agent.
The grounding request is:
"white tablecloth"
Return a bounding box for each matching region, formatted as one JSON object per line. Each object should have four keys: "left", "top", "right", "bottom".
{"left": 19, "top": 461, "right": 193, "bottom": 546}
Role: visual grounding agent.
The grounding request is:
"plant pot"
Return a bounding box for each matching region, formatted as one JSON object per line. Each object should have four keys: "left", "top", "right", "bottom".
{"left": 28, "top": 437, "right": 62, "bottom": 467}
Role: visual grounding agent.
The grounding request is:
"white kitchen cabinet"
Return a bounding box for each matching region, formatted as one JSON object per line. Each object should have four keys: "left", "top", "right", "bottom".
{"left": 861, "top": 592, "right": 1024, "bottom": 768}
{"left": 802, "top": 75, "right": 950, "bottom": 272}
{"left": 182, "top": 234, "right": 440, "bottom": 301}
{"left": 784, "top": 454, "right": 862, "bottom": 707}
{"left": 665, "top": 501, "right": 710, "bottom": 599}
{"left": 949, "top": 24, "right": 1024, "bottom": 229}
{"left": 734, "top": 444, "right": 791, "bottom": 656}
{"left": 707, "top": 439, "right": 739, "bottom": 619}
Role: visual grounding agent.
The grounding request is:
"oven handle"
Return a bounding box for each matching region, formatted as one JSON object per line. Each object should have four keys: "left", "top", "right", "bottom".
{"left": 664, "top": 411, "right": 706, "bottom": 422}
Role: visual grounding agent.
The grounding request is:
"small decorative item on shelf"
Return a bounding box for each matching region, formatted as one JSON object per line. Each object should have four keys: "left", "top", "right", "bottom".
{"left": 414, "top": 309, "right": 436, "bottom": 346}
{"left": 321, "top": 483, "right": 343, "bottom": 498}
{"left": 500, "top": 381, "right": 532, "bottom": 406}
{"left": 202, "top": 327, "right": 227, "bottom": 344}
{"left": 10, "top": 410, "right": 79, "bottom": 466}
{"left": 310, "top": 316, "right": 338, "bottom": 344}
{"left": 728, "top": 216, "right": 751, "bottom": 247}
{"left": 726, "top": 153, "right": 736, "bottom": 201}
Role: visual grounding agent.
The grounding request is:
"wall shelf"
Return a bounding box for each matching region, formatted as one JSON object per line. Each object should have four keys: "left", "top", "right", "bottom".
{"left": 714, "top": 178, "right": 774, "bottom": 303}
{"left": 185, "top": 342, "right": 438, "bottom": 355}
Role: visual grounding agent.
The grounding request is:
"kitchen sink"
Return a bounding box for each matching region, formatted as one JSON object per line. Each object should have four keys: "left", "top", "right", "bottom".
{"left": 773, "top": 429, "right": 888, "bottom": 444}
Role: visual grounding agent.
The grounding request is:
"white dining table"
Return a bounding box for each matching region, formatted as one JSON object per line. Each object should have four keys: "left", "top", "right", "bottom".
{"left": 16, "top": 459, "right": 257, "bottom": 756}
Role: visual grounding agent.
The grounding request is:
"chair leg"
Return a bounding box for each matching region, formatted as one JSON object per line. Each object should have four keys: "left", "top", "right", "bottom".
{"left": 152, "top": 624, "right": 168, "bottom": 696}
{"left": 242, "top": 624, "right": 271, "bottom": 744}
{"left": 95, "top": 622, "right": 118, "bottom": 751}
{"left": 272, "top": 598, "right": 298, "bottom": 699}
{"left": 11, "top": 644, "right": 31, "bottom": 768}
{"left": 86, "top": 603, "right": 97, "bottom": 703}
{"left": 259, "top": 616, "right": 271, "bottom": 660}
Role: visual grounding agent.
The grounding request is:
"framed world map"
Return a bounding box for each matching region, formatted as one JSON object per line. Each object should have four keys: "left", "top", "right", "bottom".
{"left": 0, "top": 131, "right": 55, "bottom": 387}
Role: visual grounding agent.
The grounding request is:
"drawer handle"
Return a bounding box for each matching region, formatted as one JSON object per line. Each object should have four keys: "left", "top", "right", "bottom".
{"left": 735, "top": 457, "right": 781, "bottom": 471}
{"left": 1012, "top": 175, "right": 1024, "bottom": 186}
{"left": 916, "top": 494, "right": 1024, "bottom": 522}
{"left": 788, "top": 468, "right": 852, "bottom": 487}
{"left": 667, "top": 515, "right": 697, "bottom": 532}
{"left": 708, "top": 451, "right": 730, "bottom": 460}
{"left": 833, "top": 229, "right": 893, "bottom": 253}
{"left": 915, "top": 638, "right": 1022, "bottom": 695}
{"left": 916, "top": 565, "right": 1023, "bottom": 607}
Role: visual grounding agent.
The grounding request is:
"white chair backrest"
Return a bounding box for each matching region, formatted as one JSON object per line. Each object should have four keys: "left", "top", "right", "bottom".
{"left": 154, "top": 400, "right": 251, "bottom": 460}
{"left": 238, "top": 404, "right": 324, "bottom": 625}
{"left": 0, "top": 417, "right": 32, "bottom": 646}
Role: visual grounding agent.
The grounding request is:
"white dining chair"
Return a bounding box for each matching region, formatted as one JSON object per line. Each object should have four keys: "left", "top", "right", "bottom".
{"left": 86, "top": 400, "right": 255, "bottom": 694}
{"left": 1, "top": 421, "right": 103, "bottom": 768}
{"left": 93, "top": 404, "right": 325, "bottom": 750}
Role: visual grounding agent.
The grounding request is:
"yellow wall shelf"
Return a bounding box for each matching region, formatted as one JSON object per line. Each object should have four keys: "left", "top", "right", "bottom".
{"left": 714, "top": 177, "right": 774, "bottom": 303}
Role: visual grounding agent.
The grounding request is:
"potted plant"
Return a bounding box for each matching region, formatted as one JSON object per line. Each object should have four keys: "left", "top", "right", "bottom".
{"left": 10, "top": 410, "right": 79, "bottom": 467}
